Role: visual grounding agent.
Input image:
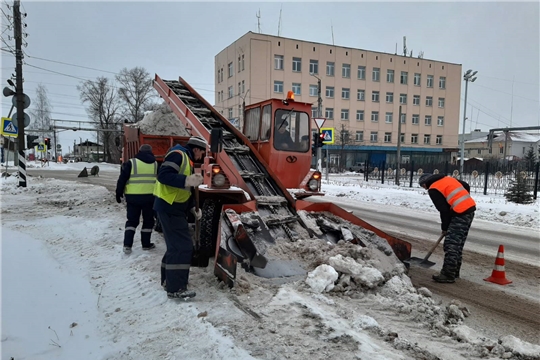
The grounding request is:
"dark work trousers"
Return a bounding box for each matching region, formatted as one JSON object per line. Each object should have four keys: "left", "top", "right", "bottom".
{"left": 442, "top": 212, "right": 475, "bottom": 277}
{"left": 124, "top": 199, "right": 155, "bottom": 248}
{"left": 156, "top": 205, "right": 192, "bottom": 292}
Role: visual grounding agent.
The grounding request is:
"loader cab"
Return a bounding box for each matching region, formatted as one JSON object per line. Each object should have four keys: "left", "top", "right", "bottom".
{"left": 243, "top": 91, "right": 313, "bottom": 189}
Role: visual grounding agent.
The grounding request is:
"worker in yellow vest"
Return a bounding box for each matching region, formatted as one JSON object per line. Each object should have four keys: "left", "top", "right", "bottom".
{"left": 116, "top": 144, "right": 157, "bottom": 254}
{"left": 154, "top": 136, "right": 207, "bottom": 299}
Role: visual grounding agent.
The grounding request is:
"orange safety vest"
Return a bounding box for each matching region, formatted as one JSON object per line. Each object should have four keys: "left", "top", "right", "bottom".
{"left": 429, "top": 177, "right": 476, "bottom": 214}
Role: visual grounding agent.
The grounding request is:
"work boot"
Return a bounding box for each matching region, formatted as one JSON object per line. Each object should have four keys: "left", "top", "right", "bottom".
{"left": 162, "top": 281, "right": 166, "bottom": 291}
{"left": 142, "top": 243, "right": 156, "bottom": 250}
{"left": 432, "top": 272, "right": 455, "bottom": 283}
{"left": 123, "top": 246, "right": 132, "bottom": 254}
{"left": 167, "top": 289, "right": 196, "bottom": 299}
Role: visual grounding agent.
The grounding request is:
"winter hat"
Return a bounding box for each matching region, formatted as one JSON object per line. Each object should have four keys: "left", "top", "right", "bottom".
{"left": 418, "top": 173, "right": 433, "bottom": 187}
{"left": 187, "top": 136, "right": 207, "bottom": 151}
{"left": 139, "top": 144, "right": 152, "bottom": 152}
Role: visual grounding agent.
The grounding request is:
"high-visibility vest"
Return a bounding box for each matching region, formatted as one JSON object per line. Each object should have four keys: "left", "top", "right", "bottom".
{"left": 429, "top": 176, "right": 476, "bottom": 213}
{"left": 153, "top": 149, "right": 193, "bottom": 205}
{"left": 124, "top": 158, "right": 157, "bottom": 195}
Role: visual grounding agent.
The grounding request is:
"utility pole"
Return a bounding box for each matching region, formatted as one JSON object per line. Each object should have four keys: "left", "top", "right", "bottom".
{"left": 396, "top": 106, "right": 402, "bottom": 186}
{"left": 13, "top": 0, "right": 27, "bottom": 187}
{"left": 316, "top": 76, "right": 322, "bottom": 172}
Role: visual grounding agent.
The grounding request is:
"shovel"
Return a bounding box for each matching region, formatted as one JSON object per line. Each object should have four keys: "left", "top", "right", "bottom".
{"left": 406, "top": 233, "right": 445, "bottom": 268}
{"left": 191, "top": 187, "right": 208, "bottom": 267}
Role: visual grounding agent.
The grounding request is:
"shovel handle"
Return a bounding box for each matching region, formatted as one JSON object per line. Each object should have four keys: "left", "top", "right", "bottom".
{"left": 423, "top": 233, "right": 445, "bottom": 261}
{"left": 194, "top": 186, "right": 201, "bottom": 248}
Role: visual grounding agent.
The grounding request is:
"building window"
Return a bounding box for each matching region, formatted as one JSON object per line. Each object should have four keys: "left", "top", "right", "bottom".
{"left": 357, "top": 66, "right": 366, "bottom": 80}
{"left": 326, "top": 61, "right": 335, "bottom": 76}
{"left": 372, "top": 67, "right": 380, "bottom": 82}
{"left": 309, "top": 59, "right": 319, "bottom": 75}
{"left": 228, "top": 108, "right": 233, "bottom": 119}
{"left": 241, "top": 80, "right": 245, "bottom": 94}
{"left": 274, "top": 81, "right": 283, "bottom": 93}
{"left": 356, "top": 110, "right": 364, "bottom": 121}
{"left": 411, "top": 134, "right": 418, "bottom": 144}
{"left": 341, "top": 109, "right": 349, "bottom": 121}
{"left": 238, "top": 82, "right": 241, "bottom": 95}
{"left": 438, "top": 97, "right": 445, "bottom": 108}
{"left": 325, "top": 108, "right": 334, "bottom": 119}
{"left": 292, "top": 57, "right": 302, "bottom": 72}
{"left": 439, "top": 76, "right": 446, "bottom": 89}
{"left": 426, "top": 96, "right": 433, "bottom": 107}
{"left": 228, "top": 62, "right": 233, "bottom": 77}
{"left": 413, "top": 95, "right": 420, "bottom": 105}
{"left": 371, "top": 111, "right": 379, "bottom": 122}
{"left": 356, "top": 131, "right": 364, "bottom": 142}
{"left": 342, "top": 63, "right": 351, "bottom": 78}
{"left": 241, "top": 54, "right": 245, "bottom": 71}
{"left": 424, "top": 134, "right": 431, "bottom": 144}
{"left": 387, "top": 69, "right": 394, "bottom": 83}
{"left": 499, "top": 147, "right": 504, "bottom": 154}
{"left": 370, "top": 131, "right": 378, "bottom": 143}
{"left": 400, "top": 93, "right": 407, "bottom": 105}
{"left": 425, "top": 115, "right": 432, "bottom": 125}
{"left": 326, "top": 86, "right": 335, "bottom": 98}
{"left": 400, "top": 71, "right": 408, "bottom": 85}
{"left": 292, "top": 83, "right": 301, "bottom": 95}
{"left": 478, "top": 149, "right": 482, "bottom": 155}
{"left": 274, "top": 55, "right": 284, "bottom": 70}
{"left": 436, "top": 135, "right": 443, "bottom": 145}
{"left": 400, "top": 133, "right": 405, "bottom": 143}
{"left": 238, "top": 55, "right": 241, "bottom": 73}
{"left": 400, "top": 113, "right": 406, "bottom": 124}
{"left": 228, "top": 86, "right": 233, "bottom": 99}
{"left": 372, "top": 91, "right": 379, "bottom": 102}
{"left": 414, "top": 73, "right": 421, "bottom": 86}
{"left": 309, "top": 85, "right": 318, "bottom": 97}
{"left": 220, "top": 67, "right": 224, "bottom": 82}
{"left": 412, "top": 114, "right": 419, "bottom": 124}
{"left": 342, "top": 88, "right": 350, "bottom": 99}
{"left": 385, "top": 112, "right": 393, "bottom": 123}
{"left": 437, "top": 116, "right": 444, "bottom": 126}
{"left": 384, "top": 132, "right": 392, "bottom": 143}
{"left": 217, "top": 69, "right": 221, "bottom": 83}
{"left": 427, "top": 75, "right": 433, "bottom": 88}
{"left": 311, "top": 107, "right": 318, "bottom": 118}
{"left": 357, "top": 89, "right": 365, "bottom": 101}
{"left": 217, "top": 91, "right": 221, "bottom": 102}
{"left": 386, "top": 92, "right": 394, "bottom": 103}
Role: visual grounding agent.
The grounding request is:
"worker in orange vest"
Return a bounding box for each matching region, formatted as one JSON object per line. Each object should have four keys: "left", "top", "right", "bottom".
{"left": 419, "top": 173, "right": 476, "bottom": 283}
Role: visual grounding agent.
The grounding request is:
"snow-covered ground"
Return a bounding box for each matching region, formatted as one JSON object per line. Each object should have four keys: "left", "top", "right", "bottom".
{"left": 1, "top": 167, "right": 539, "bottom": 360}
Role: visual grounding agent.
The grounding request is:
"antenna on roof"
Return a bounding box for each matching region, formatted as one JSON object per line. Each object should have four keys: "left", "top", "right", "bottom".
{"left": 403, "top": 36, "right": 407, "bottom": 57}
{"left": 395, "top": 42, "right": 397, "bottom": 55}
{"left": 418, "top": 51, "right": 424, "bottom": 59}
{"left": 278, "top": 5, "right": 282, "bottom": 36}
{"left": 331, "top": 21, "right": 335, "bottom": 45}
{"left": 256, "top": 9, "right": 261, "bottom": 33}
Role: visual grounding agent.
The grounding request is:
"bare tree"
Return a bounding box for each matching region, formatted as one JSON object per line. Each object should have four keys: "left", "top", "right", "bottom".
{"left": 29, "top": 83, "right": 53, "bottom": 139}
{"left": 335, "top": 123, "right": 355, "bottom": 172}
{"left": 115, "top": 67, "right": 157, "bottom": 123}
{"left": 77, "top": 77, "right": 122, "bottom": 163}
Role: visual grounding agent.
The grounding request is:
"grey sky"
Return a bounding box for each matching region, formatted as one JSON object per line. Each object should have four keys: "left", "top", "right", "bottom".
{"left": 1, "top": 1, "right": 539, "bottom": 153}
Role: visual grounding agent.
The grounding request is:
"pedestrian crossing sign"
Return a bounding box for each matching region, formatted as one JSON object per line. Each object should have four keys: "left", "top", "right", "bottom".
{"left": 1, "top": 117, "right": 17, "bottom": 137}
{"left": 320, "top": 127, "right": 334, "bottom": 144}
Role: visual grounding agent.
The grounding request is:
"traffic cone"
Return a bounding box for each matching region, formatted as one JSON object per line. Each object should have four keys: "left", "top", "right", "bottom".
{"left": 483, "top": 245, "right": 512, "bottom": 285}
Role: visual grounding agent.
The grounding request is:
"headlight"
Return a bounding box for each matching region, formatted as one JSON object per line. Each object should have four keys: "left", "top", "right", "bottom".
{"left": 213, "top": 173, "right": 226, "bottom": 187}
{"left": 308, "top": 179, "right": 318, "bottom": 191}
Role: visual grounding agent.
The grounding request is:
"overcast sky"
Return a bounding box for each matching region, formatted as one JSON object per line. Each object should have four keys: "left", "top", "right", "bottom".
{"left": 1, "top": 1, "right": 539, "bottom": 154}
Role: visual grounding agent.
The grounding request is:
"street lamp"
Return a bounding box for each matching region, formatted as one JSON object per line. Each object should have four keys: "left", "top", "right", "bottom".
{"left": 460, "top": 69, "right": 478, "bottom": 178}
{"left": 310, "top": 72, "right": 323, "bottom": 173}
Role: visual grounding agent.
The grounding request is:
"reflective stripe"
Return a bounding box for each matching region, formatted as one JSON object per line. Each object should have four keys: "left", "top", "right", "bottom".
{"left": 154, "top": 149, "right": 193, "bottom": 205}
{"left": 141, "top": 228, "right": 152, "bottom": 233}
{"left": 446, "top": 186, "right": 465, "bottom": 202}
{"left": 162, "top": 161, "right": 180, "bottom": 172}
{"left": 429, "top": 177, "right": 476, "bottom": 214}
{"left": 161, "top": 262, "right": 166, "bottom": 268}
{"left": 125, "top": 158, "right": 157, "bottom": 195}
{"left": 165, "top": 264, "right": 191, "bottom": 270}
{"left": 125, "top": 226, "right": 137, "bottom": 231}
{"left": 494, "top": 265, "right": 505, "bottom": 271}
{"left": 451, "top": 194, "right": 471, "bottom": 209}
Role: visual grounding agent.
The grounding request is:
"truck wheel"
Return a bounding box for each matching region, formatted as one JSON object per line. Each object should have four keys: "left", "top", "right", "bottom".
{"left": 200, "top": 199, "right": 220, "bottom": 257}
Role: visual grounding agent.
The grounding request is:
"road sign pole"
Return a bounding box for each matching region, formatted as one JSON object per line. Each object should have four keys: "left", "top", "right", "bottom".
{"left": 14, "top": 0, "right": 27, "bottom": 187}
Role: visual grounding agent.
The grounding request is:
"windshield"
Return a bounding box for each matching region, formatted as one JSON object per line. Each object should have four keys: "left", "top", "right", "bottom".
{"left": 273, "top": 109, "right": 310, "bottom": 152}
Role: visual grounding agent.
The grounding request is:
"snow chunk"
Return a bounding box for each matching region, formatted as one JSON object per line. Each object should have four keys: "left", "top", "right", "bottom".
{"left": 127, "top": 103, "right": 190, "bottom": 136}
{"left": 352, "top": 314, "right": 379, "bottom": 330}
{"left": 500, "top": 335, "right": 540, "bottom": 358}
{"left": 379, "top": 275, "right": 413, "bottom": 297}
{"left": 452, "top": 325, "right": 488, "bottom": 345}
{"left": 305, "top": 264, "right": 338, "bottom": 293}
{"left": 328, "top": 254, "right": 384, "bottom": 288}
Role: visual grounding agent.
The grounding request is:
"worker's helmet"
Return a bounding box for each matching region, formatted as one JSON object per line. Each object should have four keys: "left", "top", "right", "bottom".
{"left": 187, "top": 136, "right": 208, "bottom": 151}
{"left": 418, "top": 173, "right": 433, "bottom": 187}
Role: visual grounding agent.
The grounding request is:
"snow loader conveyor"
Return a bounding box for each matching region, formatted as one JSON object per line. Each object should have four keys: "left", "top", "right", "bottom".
{"left": 153, "top": 75, "right": 412, "bottom": 287}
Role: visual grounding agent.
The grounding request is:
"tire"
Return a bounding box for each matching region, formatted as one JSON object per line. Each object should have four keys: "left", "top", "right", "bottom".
{"left": 199, "top": 199, "right": 220, "bottom": 257}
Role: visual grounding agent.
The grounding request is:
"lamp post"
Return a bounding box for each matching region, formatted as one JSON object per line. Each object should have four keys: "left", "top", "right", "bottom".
{"left": 460, "top": 69, "right": 477, "bottom": 178}
{"left": 310, "top": 72, "right": 322, "bottom": 172}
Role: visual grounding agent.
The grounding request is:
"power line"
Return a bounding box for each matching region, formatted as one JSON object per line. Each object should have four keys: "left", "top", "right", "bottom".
{"left": 24, "top": 53, "right": 119, "bottom": 75}
{"left": 24, "top": 62, "right": 92, "bottom": 81}
{"left": 480, "top": 74, "right": 539, "bottom": 86}
{"left": 473, "top": 83, "right": 539, "bottom": 103}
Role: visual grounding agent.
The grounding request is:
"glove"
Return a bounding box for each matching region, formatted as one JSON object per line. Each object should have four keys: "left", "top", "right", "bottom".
{"left": 191, "top": 207, "right": 202, "bottom": 221}
{"left": 185, "top": 173, "right": 204, "bottom": 188}
{"left": 116, "top": 193, "right": 123, "bottom": 204}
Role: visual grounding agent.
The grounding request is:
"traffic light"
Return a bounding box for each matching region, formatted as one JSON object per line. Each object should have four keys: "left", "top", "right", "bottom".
{"left": 44, "top": 138, "right": 50, "bottom": 148}
{"left": 26, "top": 135, "right": 38, "bottom": 146}
{"left": 318, "top": 132, "right": 325, "bottom": 147}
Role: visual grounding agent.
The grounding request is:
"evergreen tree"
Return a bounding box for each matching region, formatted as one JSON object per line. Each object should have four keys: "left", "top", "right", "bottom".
{"left": 505, "top": 173, "right": 533, "bottom": 204}
{"left": 523, "top": 145, "right": 537, "bottom": 171}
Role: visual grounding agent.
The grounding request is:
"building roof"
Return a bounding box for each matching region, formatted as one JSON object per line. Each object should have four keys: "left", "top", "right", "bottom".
{"left": 465, "top": 131, "right": 540, "bottom": 144}
{"left": 240, "top": 31, "right": 462, "bottom": 66}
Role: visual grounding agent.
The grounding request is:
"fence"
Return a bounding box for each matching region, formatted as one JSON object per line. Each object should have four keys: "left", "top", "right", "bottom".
{"left": 349, "top": 160, "right": 540, "bottom": 198}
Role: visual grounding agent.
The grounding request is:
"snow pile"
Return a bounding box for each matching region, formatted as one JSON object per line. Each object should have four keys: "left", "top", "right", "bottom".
{"left": 305, "top": 264, "right": 339, "bottom": 293}
{"left": 127, "top": 103, "right": 190, "bottom": 136}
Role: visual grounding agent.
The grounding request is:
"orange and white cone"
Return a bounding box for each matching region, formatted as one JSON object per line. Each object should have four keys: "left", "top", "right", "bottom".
{"left": 483, "top": 245, "right": 512, "bottom": 285}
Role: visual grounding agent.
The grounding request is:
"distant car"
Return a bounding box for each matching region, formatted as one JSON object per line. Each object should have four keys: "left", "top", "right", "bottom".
{"left": 349, "top": 163, "right": 374, "bottom": 173}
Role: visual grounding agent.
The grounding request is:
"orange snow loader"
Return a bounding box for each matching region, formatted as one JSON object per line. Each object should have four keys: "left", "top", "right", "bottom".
{"left": 152, "top": 74, "right": 412, "bottom": 286}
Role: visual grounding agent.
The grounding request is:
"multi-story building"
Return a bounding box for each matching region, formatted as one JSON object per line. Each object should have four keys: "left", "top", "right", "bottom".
{"left": 215, "top": 31, "right": 462, "bottom": 167}
{"left": 464, "top": 131, "right": 540, "bottom": 161}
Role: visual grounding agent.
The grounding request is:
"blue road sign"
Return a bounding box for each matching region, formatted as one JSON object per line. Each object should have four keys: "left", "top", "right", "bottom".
{"left": 320, "top": 127, "right": 335, "bottom": 144}
{"left": 1, "top": 117, "right": 18, "bottom": 137}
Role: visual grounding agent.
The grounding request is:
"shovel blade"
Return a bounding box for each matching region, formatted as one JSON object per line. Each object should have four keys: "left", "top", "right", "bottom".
{"left": 406, "top": 256, "right": 436, "bottom": 268}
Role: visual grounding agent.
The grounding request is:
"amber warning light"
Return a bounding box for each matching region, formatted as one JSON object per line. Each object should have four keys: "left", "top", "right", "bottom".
{"left": 286, "top": 90, "right": 295, "bottom": 100}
